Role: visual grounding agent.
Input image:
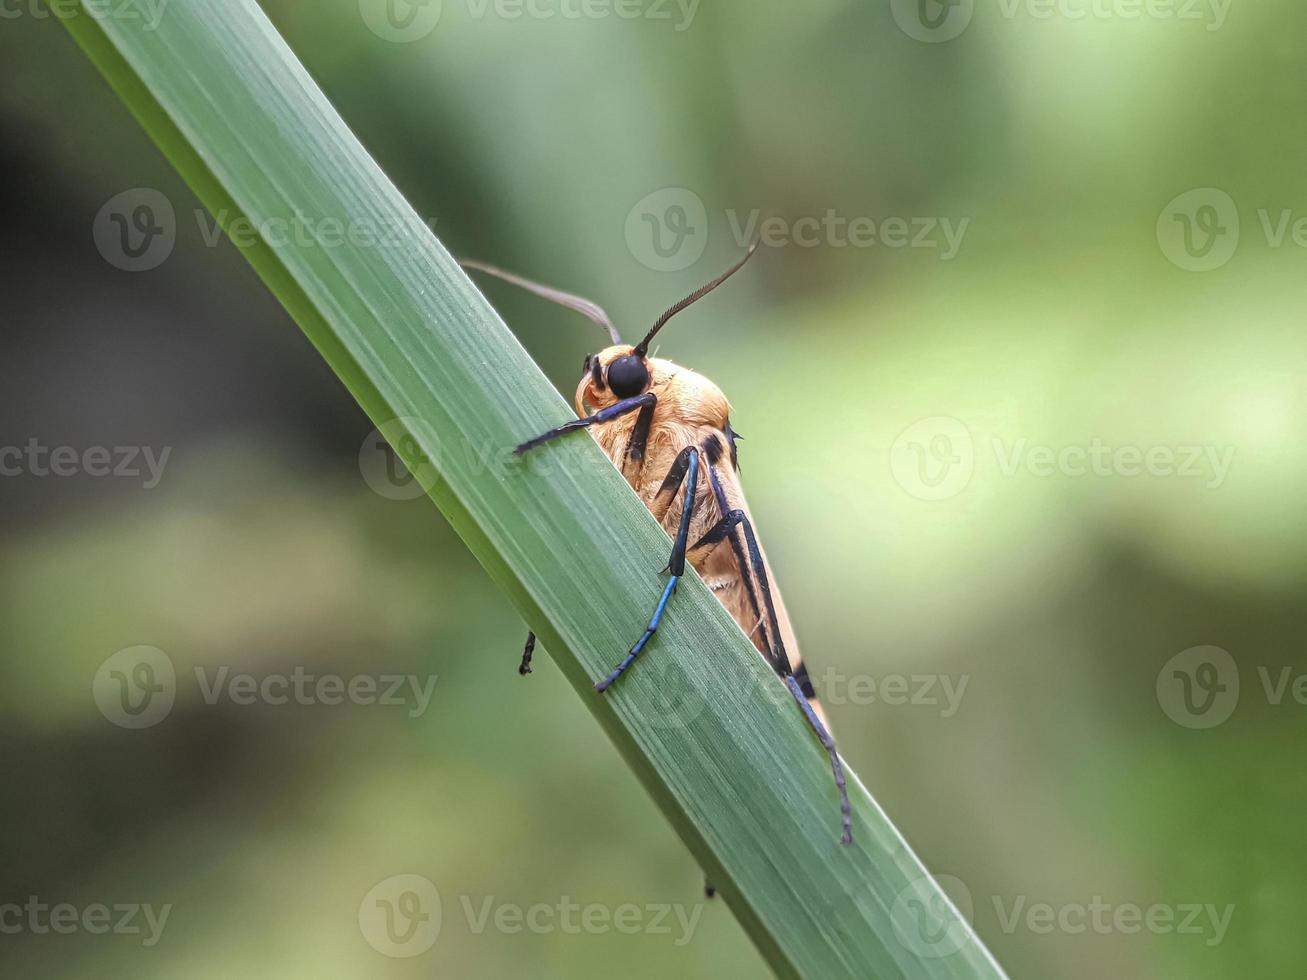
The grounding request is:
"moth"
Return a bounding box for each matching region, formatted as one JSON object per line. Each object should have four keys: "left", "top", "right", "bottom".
{"left": 463, "top": 245, "right": 852, "bottom": 846}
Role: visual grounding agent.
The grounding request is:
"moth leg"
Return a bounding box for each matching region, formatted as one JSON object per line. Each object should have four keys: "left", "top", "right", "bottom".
{"left": 622, "top": 397, "right": 657, "bottom": 477}
{"left": 648, "top": 445, "right": 698, "bottom": 523}
{"left": 684, "top": 508, "right": 745, "bottom": 566}
{"left": 733, "top": 506, "right": 854, "bottom": 846}
{"left": 784, "top": 674, "right": 852, "bottom": 845}
{"left": 515, "top": 393, "right": 655, "bottom": 455}
{"left": 595, "top": 448, "right": 700, "bottom": 693}
{"left": 518, "top": 631, "right": 536, "bottom": 675}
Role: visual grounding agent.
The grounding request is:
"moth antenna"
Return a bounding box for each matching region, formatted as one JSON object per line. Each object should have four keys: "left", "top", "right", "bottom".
{"left": 459, "top": 258, "right": 623, "bottom": 345}
{"left": 634, "top": 240, "right": 760, "bottom": 357}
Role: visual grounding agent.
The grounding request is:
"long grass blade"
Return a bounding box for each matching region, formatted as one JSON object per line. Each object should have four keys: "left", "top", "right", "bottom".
{"left": 52, "top": 2, "right": 1007, "bottom": 976}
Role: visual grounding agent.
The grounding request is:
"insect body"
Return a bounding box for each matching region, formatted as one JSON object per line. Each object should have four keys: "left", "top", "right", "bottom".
{"left": 463, "top": 245, "right": 852, "bottom": 845}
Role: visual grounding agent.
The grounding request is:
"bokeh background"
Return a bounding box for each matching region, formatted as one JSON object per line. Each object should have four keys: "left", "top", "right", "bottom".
{"left": 2, "top": 0, "right": 1305, "bottom": 977}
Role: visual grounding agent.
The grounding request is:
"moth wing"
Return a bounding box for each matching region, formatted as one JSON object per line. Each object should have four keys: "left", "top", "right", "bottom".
{"left": 698, "top": 455, "right": 830, "bottom": 727}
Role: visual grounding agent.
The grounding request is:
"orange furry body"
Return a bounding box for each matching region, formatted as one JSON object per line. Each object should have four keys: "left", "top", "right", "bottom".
{"left": 576, "top": 345, "right": 820, "bottom": 719}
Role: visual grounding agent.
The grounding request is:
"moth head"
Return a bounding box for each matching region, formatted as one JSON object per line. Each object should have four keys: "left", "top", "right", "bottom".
{"left": 459, "top": 242, "right": 758, "bottom": 405}
{"left": 604, "top": 350, "right": 651, "bottom": 399}
{"left": 578, "top": 345, "right": 649, "bottom": 412}
{"left": 579, "top": 242, "right": 760, "bottom": 404}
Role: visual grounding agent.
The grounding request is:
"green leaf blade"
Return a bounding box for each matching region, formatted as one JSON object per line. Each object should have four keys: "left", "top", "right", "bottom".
{"left": 53, "top": 2, "right": 1008, "bottom": 976}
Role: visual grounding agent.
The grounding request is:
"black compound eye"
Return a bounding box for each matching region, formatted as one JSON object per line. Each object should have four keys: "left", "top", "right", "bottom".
{"left": 606, "top": 355, "right": 649, "bottom": 398}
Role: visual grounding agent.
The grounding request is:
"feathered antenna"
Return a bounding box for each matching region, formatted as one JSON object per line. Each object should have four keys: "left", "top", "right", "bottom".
{"left": 634, "top": 240, "right": 760, "bottom": 357}
{"left": 459, "top": 259, "right": 623, "bottom": 345}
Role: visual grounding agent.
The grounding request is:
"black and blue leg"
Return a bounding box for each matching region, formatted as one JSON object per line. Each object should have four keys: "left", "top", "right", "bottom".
{"left": 594, "top": 447, "right": 700, "bottom": 693}
{"left": 511, "top": 393, "right": 657, "bottom": 674}
{"left": 741, "top": 512, "right": 853, "bottom": 845}
{"left": 623, "top": 396, "right": 657, "bottom": 469}
{"left": 684, "top": 508, "right": 746, "bottom": 567}
{"left": 701, "top": 466, "right": 853, "bottom": 845}
{"left": 514, "top": 393, "right": 655, "bottom": 455}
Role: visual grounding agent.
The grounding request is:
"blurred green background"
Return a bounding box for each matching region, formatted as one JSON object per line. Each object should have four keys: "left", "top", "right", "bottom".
{"left": 2, "top": 1, "right": 1304, "bottom": 977}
